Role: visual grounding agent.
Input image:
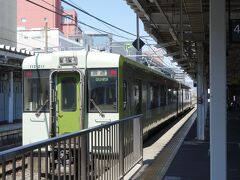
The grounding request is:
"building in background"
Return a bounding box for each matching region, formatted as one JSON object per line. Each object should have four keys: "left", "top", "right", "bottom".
{"left": 62, "top": 10, "right": 81, "bottom": 37}
{"left": 17, "top": 0, "right": 62, "bottom": 32}
{"left": 17, "top": 0, "right": 82, "bottom": 52}
{"left": 17, "top": 28, "right": 83, "bottom": 52}
{"left": 0, "top": 1, "right": 17, "bottom": 46}
{"left": 82, "top": 33, "right": 112, "bottom": 52}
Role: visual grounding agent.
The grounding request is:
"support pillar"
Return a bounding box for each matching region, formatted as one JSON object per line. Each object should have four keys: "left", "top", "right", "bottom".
{"left": 210, "top": 0, "right": 226, "bottom": 179}
{"left": 8, "top": 71, "right": 13, "bottom": 123}
{"left": 197, "top": 42, "right": 205, "bottom": 140}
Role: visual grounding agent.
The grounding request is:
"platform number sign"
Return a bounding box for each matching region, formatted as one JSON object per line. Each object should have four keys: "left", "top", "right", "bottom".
{"left": 230, "top": 19, "right": 240, "bottom": 43}
{"left": 234, "top": 24, "right": 240, "bottom": 33}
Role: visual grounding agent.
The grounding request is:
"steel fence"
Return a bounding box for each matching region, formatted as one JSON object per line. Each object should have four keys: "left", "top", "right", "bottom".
{"left": 0, "top": 114, "right": 143, "bottom": 180}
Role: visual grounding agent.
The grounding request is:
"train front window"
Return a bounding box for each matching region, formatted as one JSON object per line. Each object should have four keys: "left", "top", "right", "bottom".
{"left": 23, "top": 70, "right": 50, "bottom": 112}
{"left": 88, "top": 69, "right": 118, "bottom": 113}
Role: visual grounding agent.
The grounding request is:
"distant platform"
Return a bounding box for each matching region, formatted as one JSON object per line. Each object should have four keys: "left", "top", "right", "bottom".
{"left": 0, "top": 122, "right": 22, "bottom": 133}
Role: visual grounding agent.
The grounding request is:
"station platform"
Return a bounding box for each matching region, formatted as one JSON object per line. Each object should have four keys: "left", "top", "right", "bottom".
{"left": 130, "top": 108, "right": 240, "bottom": 180}
{"left": 0, "top": 122, "right": 22, "bottom": 151}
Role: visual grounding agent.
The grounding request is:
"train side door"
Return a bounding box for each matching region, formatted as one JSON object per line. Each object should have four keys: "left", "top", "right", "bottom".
{"left": 57, "top": 73, "right": 81, "bottom": 135}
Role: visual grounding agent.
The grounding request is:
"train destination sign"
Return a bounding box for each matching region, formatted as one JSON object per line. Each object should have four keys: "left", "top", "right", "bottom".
{"left": 230, "top": 19, "right": 240, "bottom": 43}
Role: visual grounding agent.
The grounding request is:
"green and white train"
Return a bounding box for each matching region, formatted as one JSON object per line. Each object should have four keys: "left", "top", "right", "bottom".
{"left": 22, "top": 50, "right": 192, "bottom": 145}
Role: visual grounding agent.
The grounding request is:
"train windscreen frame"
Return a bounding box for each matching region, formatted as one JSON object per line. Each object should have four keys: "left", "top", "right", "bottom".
{"left": 23, "top": 70, "right": 50, "bottom": 112}
{"left": 88, "top": 68, "right": 118, "bottom": 113}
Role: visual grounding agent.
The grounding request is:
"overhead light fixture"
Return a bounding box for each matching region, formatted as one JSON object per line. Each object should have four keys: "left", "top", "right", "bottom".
{"left": 164, "top": 51, "right": 181, "bottom": 57}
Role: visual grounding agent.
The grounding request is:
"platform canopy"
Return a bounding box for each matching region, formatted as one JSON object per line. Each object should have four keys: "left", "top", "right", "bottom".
{"left": 125, "top": 0, "right": 240, "bottom": 81}
{"left": 0, "top": 44, "right": 33, "bottom": 72}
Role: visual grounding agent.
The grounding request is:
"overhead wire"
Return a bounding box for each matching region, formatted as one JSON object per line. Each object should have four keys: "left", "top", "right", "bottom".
{"left": 62, "top": 0, "right": 155, "bottom": 42}
{"left": 68, "top": 0, "right": 126, "bottom": 40}
{"left": 32, "top": 0, "right": 158, "bottom": 52}
{"left": 61, "top": 0, "right": 170, "bottom": 65}
{"left": 144, "top": 41, "right": 172, "bottom": 68}
{"left": 42, "top": 0, "right": 126, "bottom": 42}
{"left": 26, "top": 0, "right": 172, "bottom": 69}
{"left": 26, "top": 0, "right": 134, "bottom": 41}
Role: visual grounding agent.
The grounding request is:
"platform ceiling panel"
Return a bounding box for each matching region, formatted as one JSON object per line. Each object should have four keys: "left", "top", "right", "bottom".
{"left": 126, "top": 0, "right": 240, "bottom": 83}
{"left": 126, "top": 0, "right": 208, "bottom": 79}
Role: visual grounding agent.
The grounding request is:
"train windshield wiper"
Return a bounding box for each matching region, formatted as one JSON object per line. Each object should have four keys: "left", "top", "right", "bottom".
{"left": 90, "top": 98, "right": 105, "bottom": 117}
{"left": 35, "top": 99, "right": 49, "bottom": 117}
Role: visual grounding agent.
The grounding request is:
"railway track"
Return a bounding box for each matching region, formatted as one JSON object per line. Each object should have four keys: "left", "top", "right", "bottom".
{"left": 0, "top": 128, "right": 22, "bottom": 151}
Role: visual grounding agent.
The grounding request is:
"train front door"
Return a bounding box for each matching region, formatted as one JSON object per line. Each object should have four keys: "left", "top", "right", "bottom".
{"left": 57, "top": 73, "right": 81, "bottom": 135}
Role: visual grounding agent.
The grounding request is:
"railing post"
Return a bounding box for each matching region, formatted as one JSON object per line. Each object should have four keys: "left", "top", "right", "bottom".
{"left": 140, "top": 117, "right": 143, "bottom": 165}
{"left": 133, "top": 117, "right": 142, "bottom": 164}
{"left": 81, "top": 134, "right": 88, "bottom": 179}
{"left": 119, "top": 123, "right": 124, "bottom": 179}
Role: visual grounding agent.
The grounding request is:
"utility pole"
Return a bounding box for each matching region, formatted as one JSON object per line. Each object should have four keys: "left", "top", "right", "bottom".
{"left": 44, "top": 20, "right": 48, "bottom": 53}
{"left": 136, "top": 14, "right": 140, "bottom": 61}
{"left": 137, "top": 14, "right": 140, "bottom": 51}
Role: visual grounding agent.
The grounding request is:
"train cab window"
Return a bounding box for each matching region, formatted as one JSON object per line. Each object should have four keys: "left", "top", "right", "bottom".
{"left": 61, "top": 77, "right": 76, "bottom": 111}
{"left": 23, "top": 70, "right": 50, "bottom": 112}
{"left": 88, "top": 69, "right": 118, "bottom": 113}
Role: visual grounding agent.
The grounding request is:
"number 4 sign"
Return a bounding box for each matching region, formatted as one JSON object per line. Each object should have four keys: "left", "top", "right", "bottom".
{"left": 234, "top": 24, "right": 240, "bottom": 34}
{"left": 230, "top": 19, "right": 240, "bottom": 43}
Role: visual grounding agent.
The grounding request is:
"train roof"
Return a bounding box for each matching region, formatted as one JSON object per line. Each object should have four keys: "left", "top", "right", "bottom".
{"left": 22, "top": 49, "right": 121, "bottom": 69}
{"left": 22, "top": 49, "right": 190, "bottom": 89}
{"left": 120, "top": 54, "right": 190, "bottom": 89}
{"left": 22, "top": 50, "right": 87, "bottom": 69}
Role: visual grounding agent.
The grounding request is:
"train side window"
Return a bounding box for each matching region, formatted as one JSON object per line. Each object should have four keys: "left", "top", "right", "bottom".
{"left": 185, "top": 90, "right": 189, "bottom": 100}
{"left": 168, "top": 88, "right": 173, "bottom": 104}
{"left": 123, "top": 80, "right": 127, "bottom": 110}
{"left": 133, "top": 82, "right": 142, "bottom": 114}
{"left": 150, "top": 84, "right": 159, "bottom": 109}
{"left": 160, "top": 85, "right": 166, "bottom": 106}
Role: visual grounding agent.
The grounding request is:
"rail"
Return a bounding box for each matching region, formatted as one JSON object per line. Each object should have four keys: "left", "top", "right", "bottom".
{"left": 0, "top": 129, "right": 22, "bottom": 151}
{"left": 0, "top": 114, "right": 143, "bottom": 180}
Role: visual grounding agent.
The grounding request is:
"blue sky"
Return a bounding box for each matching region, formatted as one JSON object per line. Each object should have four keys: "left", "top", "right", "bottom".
{"left": 63, "top": 0, "right": 154, "bottom": 43}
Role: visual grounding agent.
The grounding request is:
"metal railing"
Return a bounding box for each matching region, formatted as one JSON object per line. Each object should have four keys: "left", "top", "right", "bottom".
{"left": 0, "top": 114, "right": 143, "bottom": 180}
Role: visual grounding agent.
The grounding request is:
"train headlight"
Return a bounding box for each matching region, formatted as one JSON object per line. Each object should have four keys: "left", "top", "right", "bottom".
{"left": 59, "top": 56, "right": 78, "bottom": 66}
